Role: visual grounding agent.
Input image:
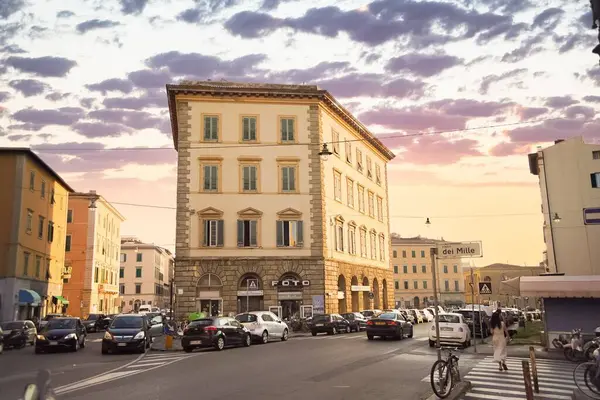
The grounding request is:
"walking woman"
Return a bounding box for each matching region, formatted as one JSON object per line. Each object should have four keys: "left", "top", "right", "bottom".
{"left": 491, "top": 309, "right": 508, "bottom": 371}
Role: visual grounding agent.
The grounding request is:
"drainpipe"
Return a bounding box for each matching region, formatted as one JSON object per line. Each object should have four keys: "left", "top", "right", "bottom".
{"left": 540, "top": 152, "right": 559, "bottom": 273}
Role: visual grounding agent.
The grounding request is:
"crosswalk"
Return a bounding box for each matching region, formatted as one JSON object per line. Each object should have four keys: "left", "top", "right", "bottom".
{"left": 461, "top": 356, "right": 579, "bottom": 400}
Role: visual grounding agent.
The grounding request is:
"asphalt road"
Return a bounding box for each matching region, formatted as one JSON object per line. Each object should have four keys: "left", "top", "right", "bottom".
{"left": 2, "top": 323, "right": 486, "bottom": 400}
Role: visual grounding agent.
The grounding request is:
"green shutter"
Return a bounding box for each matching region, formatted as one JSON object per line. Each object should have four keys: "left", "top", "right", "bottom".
{"left": 276, "top": 221, "right": 283, "bottom": 247}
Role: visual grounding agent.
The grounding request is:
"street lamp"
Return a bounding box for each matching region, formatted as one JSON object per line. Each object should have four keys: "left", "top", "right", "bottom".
{"left": 552, "top": 213, "right": 561, "bottom": 223}
{"left": 318, "top": 143, "right": 333, "bottom": 160}
{"left": 590, "top": 0, "right": 600, "bottom": 62}
{"left": 425, "top": 217, "right": 431, "bottom": 226}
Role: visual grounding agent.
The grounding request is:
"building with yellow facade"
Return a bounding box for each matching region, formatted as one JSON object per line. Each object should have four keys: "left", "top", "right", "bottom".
{"left": 0, "top": 148, "right": 74, "bottom": 322}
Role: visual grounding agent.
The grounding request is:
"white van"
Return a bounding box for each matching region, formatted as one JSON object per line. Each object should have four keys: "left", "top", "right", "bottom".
{"left": 138, "top": 305, "right": 158, "bottom": 313}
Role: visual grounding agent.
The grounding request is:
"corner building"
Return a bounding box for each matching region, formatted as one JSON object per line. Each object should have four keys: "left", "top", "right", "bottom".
{"left": 167, "top": 82, "right": 395, "bottom": 319}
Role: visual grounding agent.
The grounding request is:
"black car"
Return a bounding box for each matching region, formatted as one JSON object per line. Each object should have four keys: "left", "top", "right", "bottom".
{"left": 366, "top": 311, "right": 414, "bottom": 340}
{"left": 182, "top": 317, "right": 251, "bottom": 352}
{"left": 83, "top": 314, "right": 110, "bottom": 332}
{"left": 310, "top": 314, "right": 351, "bottom": 336}
{"left": 1, "top": 320, "right": 37, "bottom": 349}
{"left": 341, "top": 312, "right": 368, "bottom": 332}
{"left": 455, "top": 309, "right": 490, "bottom": 338}
{"left": 35, "top": 317, "right": 86, "bottom": 353}
{"left": 102, "top": 314, "right": 151, "bottom": 354}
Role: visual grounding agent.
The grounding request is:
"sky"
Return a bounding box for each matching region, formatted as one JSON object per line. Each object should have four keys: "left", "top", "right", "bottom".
{"left": 1, "top": 0, "right": 599, "bottom": 267}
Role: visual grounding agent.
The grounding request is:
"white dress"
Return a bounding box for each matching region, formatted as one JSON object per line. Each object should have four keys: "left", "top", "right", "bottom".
{"left": 492, "top": 321, "right": 507, "bottom": 363}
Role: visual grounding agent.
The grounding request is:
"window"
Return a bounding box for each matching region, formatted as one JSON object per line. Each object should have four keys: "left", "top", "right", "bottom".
{"left": 23, "top": 252, "right": 30, "bottom": 276}
{"left": 65, "top": 235, "right": 71, "bottom": 251}
{"left": 367, "top": 191, "right": 375, "bottom": 217}
{"left": 454, "top": 280, "right": 460, "bottom": 292}
{"left": 335, "top": 221, "right": 344, "bottom": 252}
{"left": 421, "top": 250, "right": 425, "bottom": 257}
{"left": 393, "top": 265, "right": 398, "bottom": 273}
{"left": 453, "top": 265, "right": 458, "bottom": 273}
{"left": 423, "top": 281, "right": 428, "bottom": 289}
{"left": 136, "top": 267, "right": 142, "bottom": 278}
{"left": 593, "top": 150, "right": 600, "bottom": 160}
{"left": 50, "top": 188, "right": 55, "bottom": 205}
{"left": 120, "top": 268, "right": 124, "bottom": 278}
{"left": 29, "top": 171, "right": 35, "bottom": 190}
{"left": 333, "top": 170, "right": 342, "bottom": 201}
{"left": 444, "top": 280, "right": 450, "bottom": 291}
{"left": 366, "top": 156, "right": 373, "bottom": 179}
{"left": 33, "top": 256, "right": 39, "bottom": 277}
{"left": 357, "top": 185, "right": 365, "bottom": 213}
{"left": 120, "top": 253, "right": 126, "bottom": 262}
{"left": 402, "top": 250, "right": 406, "bottom": 258}
{"left": 356, "top": 148, "right": 363, "bottom": 172}
{"left": 332, "top": 131, "right": 340, "bottom": 155}
{"left": 393, "top": 250, "right": 397, "bottom": 258}
{"left": 421, "top": 265, "right": 426, "bottom": 273}
{"left": 395, "top": 281, "right": 399, "bottom": 289}
{"left": 241, "top": 165, "right": 258, "bottom": 192}
{"left": 203, "top": 115, "right": 219, "bottom": 141}
{"left": 94, "top": 267, "right": 99, "bottom": 283}
{"left": 346, "top": 178, "right": 354, "bottom": 208}
{"left": 276, "top": 220, "right": 303, "bottom": 247}
{"left": 202, "top": 220, "right": 224, "bottom": 247}
{"left": 359, "top": 227, "right": 367, "bottom": 257}
{"left": 376, "top": 196, "right": 383, "bottom": 222}
{"left": 237, "top": 220, "right": 258, "bottom": 247}
{"left": 345, "top": 140, "right": 351, "bottom": 163}
{"left": 135, "top": 284, "right": 141, "bottom": 294}
{"left": 443, "top": 265, "right": 448, "bottom": 273}
{"left": 379, "top": 235, "right": 385, "bottom": 260}
{"left": 36, "top": 216, "right": 44, "bottom": 239}
{"left": 403, "top": 281, "right": 409, "bottom": 289}
{"left": 202, "top": 164, "right": 219, "bottom": 192}
{"left": 136, "top": 253, "right": 142, "bottom": 262}
{"left": 67, "top": 209, "right": 73, "bottom": 223}
{"left": 348, "top": 224, "right": 356, "bottom": 255}
{"left": 370, "top": 231, "right": 377, "bottom": 260}
{"left": 591, "top": 172, "right": 600, "bottom": 188}
{"left": 279, "top": 116, "right": 295, "bottom": 143}
{"left": 413, "top": 281, "right": 418, "bottom": 289}
{"left": 412, "top": 265, "right": 417, "bottom": 273}
{"left": 403, "top": 265, "right": 408, "bottom": 273}
{"left": 47, "top": 221, "right": 54, "bottom": 243}
{"left": 26, "top": 210, "right": 33, "bottom": 233}
{"left": 279, "top": 162, "right": 298, "bottom": 193}
{"left": 411, "top": 250, "right": 416, "bottom": 258}
{"left": 241, "top": 116, "right": 258, "bottom": 142}
{"left": 41, "top": 180, "right": 46, "bottom": 198}
{"left": 375, "top": 164, "right": 382, "bottom": 185}
{"left": 120, "top": 284, "right": 125, "bottom": 295}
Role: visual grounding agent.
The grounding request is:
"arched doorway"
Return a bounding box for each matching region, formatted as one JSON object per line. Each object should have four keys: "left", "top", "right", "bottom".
{"left": 133, "top": 299, "right": 141, "bottom": 312}
{"left": 350, "top": 276, "right": 359, "bottom": 311}
{"left": 373, "top": 278, "right": 380, "bottom": 309}
{"left": 382, "top": 279, "right": 388, "bottom": 309}
{"left": 338, "top": 275, "right": 347, "bottom": 313}
{"left": 197, "top": 273, "right": 223, "bottom": 316}
{"left": 275, "top": 272, "right": 308, "bottom": 319}
{"left": 413, "top": 296, "right": 420, "bottom": 308}
{"left": 362, "top": 277, "right": 370, "bottom": 310}
{"left": 237, "top": 273, "right": 263, "bottom": 313}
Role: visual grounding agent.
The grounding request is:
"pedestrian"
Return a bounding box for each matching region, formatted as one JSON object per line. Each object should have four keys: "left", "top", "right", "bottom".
{"left": 491, "top": 309, "right": 508, "bottom": 371}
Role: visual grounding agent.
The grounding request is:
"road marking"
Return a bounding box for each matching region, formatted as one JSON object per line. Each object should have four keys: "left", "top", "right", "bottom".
{"left": 414, "top": 337, "right": 430, "bottom": 341}
{"left": 89, "top": 339, "right": 103, "bottom": 343}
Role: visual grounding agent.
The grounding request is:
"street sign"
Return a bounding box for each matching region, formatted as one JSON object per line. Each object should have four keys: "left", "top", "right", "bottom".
{"left": 583, "top": 208, "right": 600, "bottom": 225}
{"left": 247, "top": 279, "right": 259, "bottom": 290}
{"left": 436, "top": 241, "right": 483, "bottom": 259}
{"left": 478, "top": 282, "right": 492, "bottom": 294}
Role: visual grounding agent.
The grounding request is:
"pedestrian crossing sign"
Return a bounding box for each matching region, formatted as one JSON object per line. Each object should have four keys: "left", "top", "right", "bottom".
{"left": 248, "top": 280, "right": 258, "bottom": 290}
{"left": 478, "top": 282, "right": 492, "bottom": 294}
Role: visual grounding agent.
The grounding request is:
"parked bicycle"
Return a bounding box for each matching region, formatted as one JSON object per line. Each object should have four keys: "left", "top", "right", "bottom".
{"left": 573, "top": 348, "right": 600, "bottom": 399}
{"left": 430, "top": 347, "right": 462, "bottom": 399}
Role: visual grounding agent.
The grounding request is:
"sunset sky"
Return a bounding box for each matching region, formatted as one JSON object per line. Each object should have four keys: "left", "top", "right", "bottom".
{"left": 1, "top": 0, "right": 598, "bottom": 267}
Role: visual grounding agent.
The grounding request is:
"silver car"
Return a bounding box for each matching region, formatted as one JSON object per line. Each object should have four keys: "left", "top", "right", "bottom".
{"left": 235, "top": 311, "right": 289, "bottom": 344}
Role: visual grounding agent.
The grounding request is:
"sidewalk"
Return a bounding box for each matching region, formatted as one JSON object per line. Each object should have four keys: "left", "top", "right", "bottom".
{"left": 463, "top": 338, "right": 566, "bottom": 361}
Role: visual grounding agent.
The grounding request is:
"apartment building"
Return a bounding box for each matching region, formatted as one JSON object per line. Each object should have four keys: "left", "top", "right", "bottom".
{"left": 61, "top": 191, "right": 125, "bottom": 317}
{"left": 391, "top": 236, "right": 465, "bottom": 309}
{"left": 528, "top": 136, "right": 600, "bottom": 275}
{"left": 119, "top": 236, "right": 174, "bottom": 312}
{"left": 0, "top": 148, "right": 74, "bottom": 321}
{"left": 167, "top": 81, "right": 395, "bottom": 319}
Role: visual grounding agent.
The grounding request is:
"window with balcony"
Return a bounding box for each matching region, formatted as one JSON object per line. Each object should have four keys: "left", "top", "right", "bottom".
{"left": 237, "top": 220, "right": 258, "bottom": 247}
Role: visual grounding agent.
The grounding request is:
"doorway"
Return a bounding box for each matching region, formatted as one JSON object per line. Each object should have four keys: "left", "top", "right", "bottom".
{"left": 280, "top": 300, "right": 300, "bottom": 319}
{"left": 199, "top": 299, "right": 221, "bottom": 316}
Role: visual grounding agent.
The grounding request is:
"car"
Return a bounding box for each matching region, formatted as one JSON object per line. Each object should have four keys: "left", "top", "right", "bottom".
{"left": 366, "top": 311, "right": 413, "bottom": 340}
{"left": 1, "top": 320, "right": 37, "bottom": 349}
{"left": 102, "top": 314, "right": 151, "bottom": 354}
{"left": 455, "top": 308, "right": 490, "bottom": 338}
{"left": 420, "top": 309, "right": 434, "bottom": 322}
{"left": 360, "top": 310, "right": 382, "bottom": 320}
{"left": 410, "top": 309, "right": 424, "bottom": 324}
{"left": 38, "top": 313, "right": 63, "bottom": 330}
{"left": 428, "top": 313, "right": 471, "bottom": 348}
{"left": 235, "top": 311, "right": 289, "bottom": 343}
{"left": 182, "top": 316, "right": 251, "bottom": 352}
{"left": 35, "top": 317, "right": 86, "bottom": 353}
{"left": 341, "top": 312, "right": 368, "bottom": 332}
{"left": 83, "top": 314, "right": 110, "bottom": 332}
{"left": 398, "top": 309, "right": 416, "bottom": 324}
{"left": 310, "top": 314, "right": 351, "bottom": 336}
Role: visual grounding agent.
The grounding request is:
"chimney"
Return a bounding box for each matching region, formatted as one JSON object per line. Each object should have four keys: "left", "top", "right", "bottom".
{"left": 554, "top": 139, "right": 564, "bottom": 144}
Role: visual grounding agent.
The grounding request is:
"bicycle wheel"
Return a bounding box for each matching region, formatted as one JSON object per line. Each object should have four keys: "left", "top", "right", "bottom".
{"left": 573, "top": 362, "right": 600, "bottom": 399}
{"left": 430, "top": 360, "right": 453, "bottom": 399}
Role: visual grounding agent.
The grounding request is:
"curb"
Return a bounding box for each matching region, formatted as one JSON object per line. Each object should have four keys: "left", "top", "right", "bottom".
{"left": 426, "top": 381, "right": 472, "bottom": 400}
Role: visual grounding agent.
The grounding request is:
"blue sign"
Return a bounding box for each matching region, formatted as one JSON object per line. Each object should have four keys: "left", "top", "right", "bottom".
{"left": 583, "top": 208, "right": 600, "bottom": 225}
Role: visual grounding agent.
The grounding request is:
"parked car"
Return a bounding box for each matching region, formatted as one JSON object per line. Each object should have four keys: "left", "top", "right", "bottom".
{"left": 366, "top": 311, "right": 414, "bottom": 340}
{"left": 83, "top": 314, "right": 110, "bottom": 332}
{"left": 102, "top": 314, "right": 151, "bottom": 354}
{"left": 182, "top": 316, "right": 251, "bottom": 352}
{"left": 455, "top": 309, "right": 490, "bottom": 338}
{"left": 398, "top": 309, "right": 416, "bottom": 324}
{"left": 235, "top": 311, "right": 289, "bottom": 343}
{"left": 35, "top": 317, "right": 86, "bottom": 353}
{"left": 1, "top": 320, "right": 37, "bottom": 349}
{"left": 310, "top": 314, "right": 351, "bottom": 336}
{"left": 410, "top": 309, "right": 424, "bottom": 324}
{"left": 428, "top": 313, "right": 472, "bottom": 348}
{"left": 420, "top": 309, "right": 434, "bottom": 322}
{"left": 341, "top": 312, "right": 368, "bottom": 332}
{"left": 360, "top": 310, "right": 382, "bottom": 320}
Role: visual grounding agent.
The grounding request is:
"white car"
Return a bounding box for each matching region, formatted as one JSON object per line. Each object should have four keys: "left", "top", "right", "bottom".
{"left": 235, "top": 311, "right": 289, "bottom": 343}
{"left": 410, "top": 309, "right": 424, "bottom": 324}
{"left": 429, "top": 313, "right": 471, "bottom": 348}
{"left": 420, "top": 309, "right": 434, "bottom": 322}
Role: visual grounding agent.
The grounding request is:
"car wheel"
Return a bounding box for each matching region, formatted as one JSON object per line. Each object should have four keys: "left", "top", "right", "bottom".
{"left": 345, "top": 325, "right": 351, "bottom": 334}
{"left": 429, "top": 340, "right": 435, "bottom": 347}
{"left": 281, "top": 329, "right": 289, "bottom": 341}
{"left": 332, "top": 327, "right": 337, "bottom": 335}
{"left": 367, "top": 334, "right": 374, "bottom": 340}
{"left": 408, "top": 328, "right": 413, "bottom": 338}
{"left": 215, "top": 336, "right": 225, "bottom": 351}
{"left": 311, "top": 331, "right": 317, "bottom": 336}
{"left": 243, "top": 334, "right": 251, "bottom": 347}
{"left": 184, "top": 347, "right": 193, "bottom": 353}
{"left": 73, "top": 338, "right": 79, "bottom": 352}
{"left": 101, "top": 347, "right": 109, "bottom": 355}
{"left": 0, "top": 342, "right": 3, "bottom": 354}
{"left": 80, "top": 336, "right": 86, "bottom": 349}
{"left": 261, "top": 331, "right": 269, "bottom": 344}
{"left": 35, "top": 347, "right": 42, "bottom": 354}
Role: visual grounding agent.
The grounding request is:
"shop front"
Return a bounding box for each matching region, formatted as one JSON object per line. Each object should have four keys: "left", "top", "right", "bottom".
{"left": 273, "top": 273, "right": 310, "bottom": 319}
{"left": 237, "top": 274, "right": 264, "bottom": 313}
{"left": 196, "top": 273, "right": 222, "bottom": 316}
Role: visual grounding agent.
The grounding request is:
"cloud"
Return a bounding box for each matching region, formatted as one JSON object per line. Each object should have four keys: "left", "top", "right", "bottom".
{"left": 584, "top": 96, "right": 600, "bottom": 103}
{"left": 85, "top": 78, "right": 133, "bottom": 94}
{"left": 76, "top": 19, "right": 120, "bottom": 34}
{"left": 176, "top": 8, "right": 202, "bottom": 23}
{"left": 532, "top": 8, "right": 563, "bottom": 30}
{"left": 0, "top": 22, "right": 24, "bottom": 46}
{"left": 1, "top": 44, "right": 26, "bottom": 54}
{"left": 0, "top": 91, "right": 11, "bottom": 102}
{"left": 71, "top": 122, "right": 133, "bottom": 138}
{"left": 386, "top": 53, "right": 463, "bottom": 77}
{"left": 360, "top": 107, "right": 467, "bottom": 132}
{"left": 315, "top": 74, "right": 427, "bottom": 99}
{"left": 0, "top": 0, "right": 24, "bottom": 19}
{"left": 56, "top": 10, "right": 75, "bottom": 18}
{"left": 501, "top": 34, "right": 545, "bottom": 63}
{"left": 9, "top": 79, "right": 50, "bottom": 97}
{"left": 102, "top": 89, "right": 167, "bottom": 109}
{"left": 508, "top": 118, "right": 600, "bottom": 144}
{"left": 479, "top": 68, "right": 527, "bottom": 95}
{"left": 146, "top": 51, "right": 267, "bottom": 78}
{"left": 120, "top": 0, "right": 149, "bottom": 15}
{"left": 127, "top": 69, "right": 171, "bottom": 88}
{"left": 544, "top": 96, "right": 578, "bottom": 108}
{"left": 5, "top": 56, "right": 77, "bottom": 77}
{"left": 385, "top": 135, "right": 483, "bottom": 165}
{"left": 87, "top": 109, "right": 168, "bottom": 131}
{"left": 488, "top": 141, "right": 530, "bottom": 157}
{"left": 225, "top": 1, "right": 516, "bottom": 47}
{"left": 518, "top": 106, "right": 548, "bottom": 120}
{"left": 45, "top": 92, "right": 70, "bottom": 101}
{"left": 7, "top": 133, "right": 31, "bottom": 141}
{"left": 426, "top": 99, "right": 514, "bottom": 118}
{"left": 11, "top": 107, "right": 85, "bottom": 128}
{"left": 269, "top": 61, "right": 353, "bottom": 83}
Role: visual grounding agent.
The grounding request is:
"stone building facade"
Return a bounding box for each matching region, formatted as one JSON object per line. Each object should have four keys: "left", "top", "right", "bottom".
{"left": 166, "top": 82, "right": 395, "bottom": 319}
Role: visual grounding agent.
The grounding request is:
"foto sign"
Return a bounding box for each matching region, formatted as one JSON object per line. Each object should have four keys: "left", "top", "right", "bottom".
{"left": 436, "top": 241, "right": 483, "bottom": 259}
{"left": 271, "top": 279, "right": 310, "bottom": 287}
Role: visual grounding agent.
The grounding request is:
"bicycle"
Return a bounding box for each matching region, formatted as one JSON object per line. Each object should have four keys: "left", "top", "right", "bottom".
{"left": 573, "top": 348, "right": 600, "bottom": 399}
{"left": 430, "top": 347, "right": 462, "bottom": 399}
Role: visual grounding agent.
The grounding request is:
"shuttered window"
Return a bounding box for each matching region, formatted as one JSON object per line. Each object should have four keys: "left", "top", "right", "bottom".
{"left": 203, "top": 165, "right": 218, "bottom": 191}
{"left": 242, "top": 166, "right": 257, "bottom": 192}
{"left": 204, "top": 116, "right": 218, "bottom": 141}
{"left": 237, "top": 220, "right": 258, "bottom": 247}
{"left": 276, "top": 220, "right": 303, "bottom": 247}
{"left": 281, "top": 166, "right": 296, "bottom": 192}
{"left": 203, "top": 220, "right": 224, "bottom": 247}
{"left": 242, "top": 117, "right": 257, "bottom": 141}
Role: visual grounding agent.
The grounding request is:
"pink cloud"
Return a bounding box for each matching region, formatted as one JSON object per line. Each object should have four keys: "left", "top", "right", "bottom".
{"left": 381, "top": 135, "right": 483, "bottom": 165}
{"left": 362, "top": 107, "right": 467, "bottom": 131}
{"left": 488, "top": 141, "right": 531, "bottom": 157}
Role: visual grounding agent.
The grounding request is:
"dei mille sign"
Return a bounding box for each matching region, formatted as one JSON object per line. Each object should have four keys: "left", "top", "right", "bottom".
{"left": 436, "top": 241, "right": 483, "bottom": 259}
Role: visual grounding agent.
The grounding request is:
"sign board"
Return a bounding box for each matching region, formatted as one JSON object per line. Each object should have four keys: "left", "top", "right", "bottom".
{"left": 478, "top": 282, "right": 492, "bottom": 295}
{"left": 301, "top": 305, "right": 313, "bottom": 319}
{"left": 337, "top": 291, "right": 345, "bottom": 299}
{"left": 177, "top": 288, "right": 183, "bottom": 295}
{"left": 237, "top": 290, "right": 264, "bottom": 297}
{"left": 278, "top": 292, "right": 303, "bottom": 300}
{"left": 583, "top": 208, "right": 600, "bottom": 225}
{"left": 271, "top": 279, "right": 310, "bottom": 287}
{"left": 312, "top": 295, "right": 325, "bottom": 314}
{"left": 437, "top": 241, "right": 483, "bottom": 259}
{"left": 246, "top": 279, "right": 259, "bottom": 290}
{"left": 351, "top": 285, "right": 370, "bottom": 292}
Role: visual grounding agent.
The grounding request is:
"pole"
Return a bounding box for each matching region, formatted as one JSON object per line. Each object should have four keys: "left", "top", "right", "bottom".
{"left": 246, "top": 280, "right": 250, "bottom": 313}
{"left": 169, "top": 278, "right": 174, "bottom": 323}
{"left": 529, "top": 346, "right": 539, "bottom": 393}
{"left": 478, "top": 302, "right": 485, "bottom": 344}
{"left": 522, "top": 360, "right": 534, "bottom": 400}
{"left": 470, "top": 268, "right": 477, "bottom": 353}
{"left": 430, "top": 247, "right": 441, "bottom": 360}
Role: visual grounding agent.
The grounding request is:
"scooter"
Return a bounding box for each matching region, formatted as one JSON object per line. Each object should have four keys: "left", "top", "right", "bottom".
{"left": 20, "top": 370, "right": 56, "bottom": 400}
{"left": 564, "top": 329, "right": 586, "bottom": 362}
{"left": 582, "top": 327, "right": 600, "bottom": 361}
{"left": 552, "top": 333, "right": 569, "bottom": 349}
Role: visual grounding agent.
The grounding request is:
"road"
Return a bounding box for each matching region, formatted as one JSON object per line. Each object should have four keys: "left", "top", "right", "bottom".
{"left": 2, "top": 323, "right": 487, "bottom": 400}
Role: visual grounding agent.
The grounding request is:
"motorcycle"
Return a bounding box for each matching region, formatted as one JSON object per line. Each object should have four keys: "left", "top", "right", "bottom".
{"left": 582, "top": 327, "right": 600, "bottom": 362}
{"left": 552, "top": 333, "right": 570, "bottom": 349}
{"left": 564, "top": 329, "right": 586, "bottom": 362}
{"left": 20, "top": 370, "right": 56, "bottom": 400}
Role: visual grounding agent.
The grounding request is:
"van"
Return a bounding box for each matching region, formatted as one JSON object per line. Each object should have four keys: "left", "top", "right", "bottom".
{"left": 138, "top": 305, "right": 152, "bottom": 313}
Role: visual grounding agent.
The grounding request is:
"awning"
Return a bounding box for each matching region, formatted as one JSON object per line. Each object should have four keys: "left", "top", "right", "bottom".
{"left": 499, "top": 276, "right": 521, "bottom": 296}
{"left": 53, "top": 296, "right": 69, "bottom": 305}
{"left": 520, "top": 275, "right": 600, "bottom": 298}
{"left": 19, "top": 289, "right": 41, "bottom": 306}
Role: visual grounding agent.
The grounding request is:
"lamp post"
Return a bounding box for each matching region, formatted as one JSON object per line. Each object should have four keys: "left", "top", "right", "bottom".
{"left": 591, "top": 0, "right": 600, "bottom": 62}
{"left": 318, "top": 143, "right": 333, "bottom": 160}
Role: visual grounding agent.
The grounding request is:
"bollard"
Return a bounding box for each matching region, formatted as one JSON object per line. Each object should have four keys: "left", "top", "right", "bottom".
{"left": 529, "top": 346, "right": 539, "bottom": 393}
{"left": 165, "top": 335, "right": 173, "bottom": 350}
{"left": 522, "top": 360, "right": 534, "bottom": 400}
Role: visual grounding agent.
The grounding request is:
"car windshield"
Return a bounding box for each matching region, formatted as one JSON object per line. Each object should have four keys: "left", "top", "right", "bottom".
{"left": 1, "top": 321, "right": 24, "bottom": 330}
{"left": 46, "top": 319, "right": 76, "bottom": 330}
{"left": 86, "top": 314, "right": 99, "bottom": 321}
{"left": 438, "top": 315, "right": 460, "bottom": 324}
{"left": 362, "top": 311, "right": 375, "bottom": 317}
{"left": 189, "top": 319, "right": 215, "bottom": 327}
{"left": 235, "top": 314, "right": 258, "bottom": 323}
{"left": 312, "top": 315, "right": 330, "bottom": 323}
{"left": 111, "top": 316, "right": 143, "bottom": 329}
{"left": 378, "top": 313, "right": 398, "bottom": 319}
{"left": 44, "top": 314, "right": 60, "bottom": 321}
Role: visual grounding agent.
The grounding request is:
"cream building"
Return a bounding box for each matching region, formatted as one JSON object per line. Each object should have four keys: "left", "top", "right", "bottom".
{"left": 119, "top": 236, "right": 174, "bottom": 312}
{"left": 391, "top": 235, "right": 465, "bottom": 308}
{"left": 529, "top": 136, "right": 600, "bottom": 275}
{"left": 167, "top": 81, "right": 395, "bottom": 319}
